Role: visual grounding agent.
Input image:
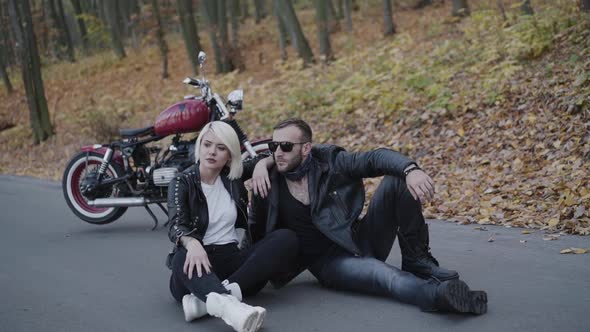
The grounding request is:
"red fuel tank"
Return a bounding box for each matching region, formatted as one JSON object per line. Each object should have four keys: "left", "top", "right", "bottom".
{"left": 154, "top": 99, "right": 210, "bottom": 137}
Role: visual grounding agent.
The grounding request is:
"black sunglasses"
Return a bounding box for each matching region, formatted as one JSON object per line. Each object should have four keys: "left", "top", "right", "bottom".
{"left": 268, "top": 141, "right": 308, "bottom": 152}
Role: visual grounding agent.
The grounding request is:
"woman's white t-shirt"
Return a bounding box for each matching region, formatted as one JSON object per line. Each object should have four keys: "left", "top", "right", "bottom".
{"left": 201, "top": 176, "right": 239, "bottom": 246}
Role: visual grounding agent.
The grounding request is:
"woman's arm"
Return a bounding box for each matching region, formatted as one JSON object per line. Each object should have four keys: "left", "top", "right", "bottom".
{"left": 180, "top": 236, "right": 212, "bottom": 279}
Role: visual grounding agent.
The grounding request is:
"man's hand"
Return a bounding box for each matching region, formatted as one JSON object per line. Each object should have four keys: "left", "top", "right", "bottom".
{"left": 251, "top": 156, "right": 273, "bottom": 198}
{"left": 405, "top": 169, "right": 435, "bottom": 204}
{"left": 182, "top": 237, "right": 211, "bottom": 279}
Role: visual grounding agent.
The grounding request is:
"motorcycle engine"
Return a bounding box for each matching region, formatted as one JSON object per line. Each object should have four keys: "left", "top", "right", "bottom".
{"left": 152, "top": 168, "right": 179, "bottom": 186}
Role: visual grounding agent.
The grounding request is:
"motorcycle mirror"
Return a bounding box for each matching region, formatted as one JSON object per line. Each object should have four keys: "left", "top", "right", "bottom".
{"left": 198, "top": 51, "right": 207, "bottom": 65}
{"left": 227, "top": 90, "right": 243, "bottom": 112}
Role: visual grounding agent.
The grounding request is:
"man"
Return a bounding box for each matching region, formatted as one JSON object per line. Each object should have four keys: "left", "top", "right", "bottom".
{"left": 249, "top": 118, "right": 487, "bottom": 314}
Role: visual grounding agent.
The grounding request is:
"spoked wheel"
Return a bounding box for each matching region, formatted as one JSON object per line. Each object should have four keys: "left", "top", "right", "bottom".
{"left": 62, "top": 151, "right": 127, "bottom": 225}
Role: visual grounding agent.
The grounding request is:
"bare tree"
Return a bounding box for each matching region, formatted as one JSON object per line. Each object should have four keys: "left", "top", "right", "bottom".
{"left": 254, "top": 0, "right": 266, "bottom": 24}
{"left": 383, "top": 0, "right": 395, "bottom": 36}
{"left": 176, "top": 0, "right": 202, "bottom": 75}
{"left": 8, "top": 0, "right": 54, "bottom": 143}
{"left": 451, "top": 0, "right": 470, "bottom": 17}
{"left": 343, "top": 0, "right": 352, "bottom": 32}
{"left": 273, "top": 0, "right": 289, "bottom": 61}
{"left": 521, "top": 0, "right": 534, "bottom": 15}
{"left": 47, "top": 0, "right": 76, "bottom": 61}
{"left": 275, "top": 0, "right": 315, "bottom": 66}
{"left": 151, "top": 0, "right": 169, "bottom": 78}
{"left": 314, "top": 0, "right": 333, "bottom": 62}
{"left": 104, "top": 0, "right": 126, "bottom": 58}
{"left": 70, "top": 0, "right": 89, "bottom": 53}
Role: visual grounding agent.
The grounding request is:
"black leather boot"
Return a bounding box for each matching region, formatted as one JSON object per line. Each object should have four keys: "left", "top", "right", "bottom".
{"left": 420, "top": 279, "right": 488, "bottom": 315}
{"left": 400, "top": 223, "right": 459, "bottom": 281}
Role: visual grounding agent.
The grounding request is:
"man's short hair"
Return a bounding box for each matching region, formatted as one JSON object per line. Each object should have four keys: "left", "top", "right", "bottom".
{"left": 273, "top": 118, "right": 313, "bottom": 143}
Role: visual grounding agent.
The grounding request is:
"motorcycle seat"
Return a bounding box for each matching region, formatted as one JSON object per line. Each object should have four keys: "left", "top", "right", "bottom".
{"left": 119, "top": 126, "right": 155, "bottom": 138}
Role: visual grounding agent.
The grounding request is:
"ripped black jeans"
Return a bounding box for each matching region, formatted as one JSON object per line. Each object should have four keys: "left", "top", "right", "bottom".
{"left": 169, "top": 229, "right": 298, "bottom": 302}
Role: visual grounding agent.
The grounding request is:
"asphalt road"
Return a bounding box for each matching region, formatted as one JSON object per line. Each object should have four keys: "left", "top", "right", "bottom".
{"left": 1, "top": 175, "right": 589, "bottom": 332}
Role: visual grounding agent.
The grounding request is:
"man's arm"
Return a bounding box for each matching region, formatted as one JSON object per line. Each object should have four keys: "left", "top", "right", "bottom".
{"left": 250, "top": 156, "right": 274, "bottom": 198}
{"left": 330, "top": 146, "right": 435, "bottom": 202}
{"left": 332, "top": 147, "right": 415, "bottom": 178}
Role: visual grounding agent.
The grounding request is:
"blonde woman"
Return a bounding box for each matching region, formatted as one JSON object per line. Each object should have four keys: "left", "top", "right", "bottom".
{"left": 166, "top": 121, "right": 298, "bottom": 332}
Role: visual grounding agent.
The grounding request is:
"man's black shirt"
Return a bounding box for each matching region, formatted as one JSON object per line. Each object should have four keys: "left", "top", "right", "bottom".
{"left": 278, "top": 176, "right": 334, "bottom": 263}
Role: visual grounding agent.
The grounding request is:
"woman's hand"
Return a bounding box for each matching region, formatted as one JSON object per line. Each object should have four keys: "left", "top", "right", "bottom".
{"left": 182, "top": 237, "right": 211, "bottom": 279}
{"left": 405, "top": 169, "right": 435, "bottom": 204}
{"left": 251, "top": 156, "right": 273, "bottom": 198}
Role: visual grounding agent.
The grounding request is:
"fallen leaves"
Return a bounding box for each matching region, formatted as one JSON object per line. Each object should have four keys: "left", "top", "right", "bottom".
{"left": 560, "top": 248, "right": 590, "bottom": 255}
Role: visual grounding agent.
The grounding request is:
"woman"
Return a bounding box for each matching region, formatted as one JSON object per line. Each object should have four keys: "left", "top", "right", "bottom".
{"left": 166, "top": 121, "right": 298, "bottom": 332}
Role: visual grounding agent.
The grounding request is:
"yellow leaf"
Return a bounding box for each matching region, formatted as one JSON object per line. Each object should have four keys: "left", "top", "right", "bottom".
{"left": 521, "top": 230, "right": 532, "bottom": 234}
{"left": 572, "top": 248, "right": 589, "bottom": 254}
{"left": 457, "top": 127, "right": 465, "bottom": 137}
{"left": 560, "top": 248, "right": 573, "bottom": 254}
{"left": 548, "top": 218, "right": 559, "bottom": 227}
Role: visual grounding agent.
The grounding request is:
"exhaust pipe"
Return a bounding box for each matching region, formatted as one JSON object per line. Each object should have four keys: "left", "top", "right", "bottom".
{"left": 88, "top": 197, "right": 165, "bottom": 207}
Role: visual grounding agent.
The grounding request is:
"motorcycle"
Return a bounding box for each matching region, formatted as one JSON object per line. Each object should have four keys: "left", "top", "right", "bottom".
{"left": 62, "top": 51, "right": 270, "bottom": 230}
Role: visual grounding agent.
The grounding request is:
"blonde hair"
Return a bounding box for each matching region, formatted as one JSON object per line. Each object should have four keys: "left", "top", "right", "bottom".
{"left": 194, "top": 121, "right": 243, "bottom": 180}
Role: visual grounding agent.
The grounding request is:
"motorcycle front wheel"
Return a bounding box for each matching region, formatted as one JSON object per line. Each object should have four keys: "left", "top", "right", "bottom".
{"left": 62, "top": 151, "right": 128, "bottom": 225}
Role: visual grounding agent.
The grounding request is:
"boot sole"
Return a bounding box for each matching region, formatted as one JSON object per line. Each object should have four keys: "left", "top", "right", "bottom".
{"left": 443, "top": 280, "right": 487, "bottom": 315}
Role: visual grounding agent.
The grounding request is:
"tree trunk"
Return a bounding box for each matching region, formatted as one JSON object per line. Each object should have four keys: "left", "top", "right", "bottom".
{"left": 276, "top": 0, "right": 314, "bottom": 67}
{"left": 70, "top": 0, "right": 89, "bottom": 53}
{"left": 582, "top": 0, "right": 590, "bottom": 11}
{"left": 176, "top": 0, "right": 202, "bottom": 75}
{"left": 0, "top": 51, "right": 13, "bottom": 94}
{"left": 47, "top": 0, "right": 75, "bottom": 61}
{"left": 8, "top": 0, "right": 54, "bottom": 143}
{"left": 229, "top": 0, "right": 240, "bottom": 49}
{"left": 497, "top": 0, "right": 507, "bottom": 21}
{"left": 273, "top": 0, "right": 288, "bottom": 61}
{"left": 0, "top": 1, "right": 16, "bottom": 68}
{"left": 202, "top": 0, "right": 224, "bottom": 73}
{"left": 217, "top": 0, "right": 235, "bottom": 72}
{"left": 151, "top": 0, "right": 169, "bottom": 79}
{"left": 241, "top": 0, "right": 249, "bottom": 22}
{"left": 104, "top": 0, "right": 126, "bottom": 58}
{"left": 254, "top": 0, "right": 266, "bottom": 24}
{"left": 451, "top": 0, "right": 470, "bottom": 17}
{"left": 343, "top": 0, "right": 352, "bottom": 32}
{"left": 336, "top": 0, "right": 344, "bottom": 19}
{"left": 327, "top": 0, "right": 340, "bottom": 33}
{"left": 56, "top": 0, "right": 75, "bottom": 61}
{"left": 314, "top": 0, "right": 333, "bottom": 63}
{"left": 521, "top": 0, "right": 533, "bottom": 15}
{"left": 382, "top": 0, "right": 395, "bottom": 36}
{"left": 414, "top": 0, "right": 433, "bottom": 8}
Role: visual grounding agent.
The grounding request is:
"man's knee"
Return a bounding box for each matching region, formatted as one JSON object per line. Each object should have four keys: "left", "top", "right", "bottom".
{"left": 268, "top": 229, "right": 299, "bottom": 251}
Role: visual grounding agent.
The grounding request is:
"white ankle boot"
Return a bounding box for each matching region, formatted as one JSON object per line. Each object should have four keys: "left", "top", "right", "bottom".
{"left": 222, "top": 279, "right": 243, "bottom": 301}
{"left": 206, "top": 292, "right": 266, "bottom": 332}
{"left": 182, "top": 280, "right": 243, "bottom": 322}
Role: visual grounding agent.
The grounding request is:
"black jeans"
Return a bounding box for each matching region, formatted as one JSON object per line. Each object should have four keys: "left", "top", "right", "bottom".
{"left": 308, "top": 176, "right": 434, "bottom": 308}
{"left": 169, "top": 229, "right": 298, "bottom": 302}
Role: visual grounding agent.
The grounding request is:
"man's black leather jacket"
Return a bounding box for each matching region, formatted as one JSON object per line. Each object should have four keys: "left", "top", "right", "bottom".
{"left": 167, "top": 160, "right": 257, "bottom": 246}
{"left": 249, "top": 144, "right": 415, "bottom": 256}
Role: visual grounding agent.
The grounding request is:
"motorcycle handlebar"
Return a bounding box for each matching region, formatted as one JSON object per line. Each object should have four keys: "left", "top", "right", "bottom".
{"left": 182, "top": 77, "right": 204, "bottom": 87}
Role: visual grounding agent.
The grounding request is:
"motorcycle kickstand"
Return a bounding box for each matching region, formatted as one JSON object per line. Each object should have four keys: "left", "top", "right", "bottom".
{"left": 156, "top": 203, "right": 170, "bottom": 227}
{"left": 144, "top": 205, "right": 159, "bottom": 231}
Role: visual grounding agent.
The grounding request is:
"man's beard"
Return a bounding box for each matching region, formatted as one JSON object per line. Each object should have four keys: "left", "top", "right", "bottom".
{"left": 274, "top": 152, "right": 303, "bottom": 173}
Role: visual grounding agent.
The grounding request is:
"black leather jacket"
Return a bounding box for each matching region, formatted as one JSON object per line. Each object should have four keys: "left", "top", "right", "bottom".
{"left": 167, "top": 160, "right": 257, "bottom": 246}
{"left": 249, "top": 144, "right": 415, "bottom": 256}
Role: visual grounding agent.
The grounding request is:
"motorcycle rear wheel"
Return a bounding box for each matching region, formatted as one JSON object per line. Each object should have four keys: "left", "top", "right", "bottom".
{"left": 62, "top": 151, "right": 127, "bottom": 225}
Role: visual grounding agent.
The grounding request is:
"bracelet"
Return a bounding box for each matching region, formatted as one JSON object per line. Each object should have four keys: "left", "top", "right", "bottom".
{"left": 403, "top": 164, "right": 421, "bottom": 177}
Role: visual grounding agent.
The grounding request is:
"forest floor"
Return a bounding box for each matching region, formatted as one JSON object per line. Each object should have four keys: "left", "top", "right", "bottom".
{"left": 0, "top": 0, "right": 588, "bottom": 235}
